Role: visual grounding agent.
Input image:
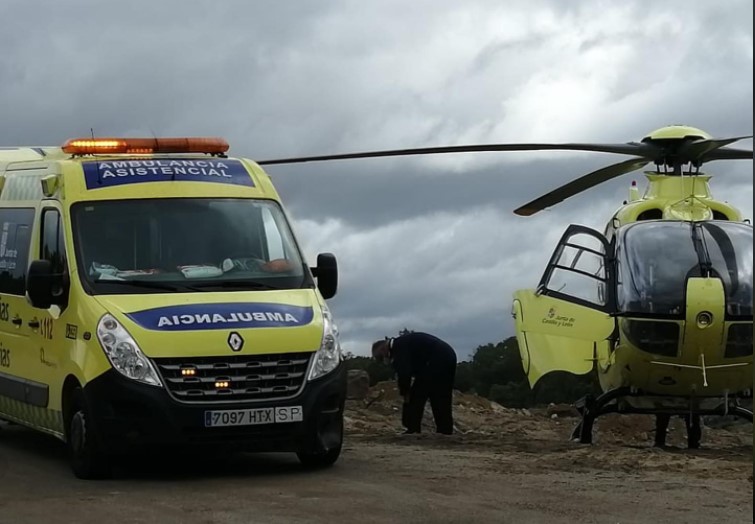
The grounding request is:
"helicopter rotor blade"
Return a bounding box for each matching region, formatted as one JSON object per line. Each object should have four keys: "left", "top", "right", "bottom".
{"left": 514, "top": 157, "right": 650, "bottom": 216}
{"left": 700, "top": 146, "right": 754, "bottom": 162}
{"left": 254, "top": 130, "right": 750, "bottom": 217}
{"left": 678, "top": 135, "right": 753, "bottom": 163}
{"left": 256, "top": 142, "right": 660, "bottom": 166}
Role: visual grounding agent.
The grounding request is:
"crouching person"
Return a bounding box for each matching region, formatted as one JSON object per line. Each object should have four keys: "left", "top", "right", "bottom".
{"left": 372, "top": 331, "right": 457, "bottom": 435}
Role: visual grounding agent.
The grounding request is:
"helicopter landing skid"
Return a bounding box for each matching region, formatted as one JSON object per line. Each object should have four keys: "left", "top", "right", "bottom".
{"left": 569, "top": 388, "right": 752, "bottom": 445}
{"left": 729, "top": 405, "right": 754, "bottom": 422}
{"left": 570, "top": 387, "right": 631, "bottom": 444}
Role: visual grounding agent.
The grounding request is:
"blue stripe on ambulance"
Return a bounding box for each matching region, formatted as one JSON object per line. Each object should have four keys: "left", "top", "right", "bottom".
{"left": 126, "top": 303, "right": 314, "bottom": 331}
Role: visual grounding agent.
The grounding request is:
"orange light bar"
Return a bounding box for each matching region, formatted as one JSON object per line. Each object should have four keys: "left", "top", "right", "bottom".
{"left": 61, "top": 137, "right": 229, "bottom": 155}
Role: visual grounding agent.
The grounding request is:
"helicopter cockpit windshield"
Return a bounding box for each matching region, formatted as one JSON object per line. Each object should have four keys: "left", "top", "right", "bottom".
{"left": 617, "top": 221, "right": 753, "bottom": 318}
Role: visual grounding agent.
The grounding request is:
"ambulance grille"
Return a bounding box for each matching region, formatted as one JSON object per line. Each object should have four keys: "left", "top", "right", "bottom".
{"left": 154, "top": 352, "right": 313, "bottom": 403}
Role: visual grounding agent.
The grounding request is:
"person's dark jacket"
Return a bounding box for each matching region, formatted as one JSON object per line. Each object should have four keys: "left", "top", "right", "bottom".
{"left": 390, "top": 332, "right": 457, "bottom": 396}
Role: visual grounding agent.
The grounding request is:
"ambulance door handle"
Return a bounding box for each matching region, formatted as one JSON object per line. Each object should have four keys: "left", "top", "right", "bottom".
{"left": 11, "top": 317, "right": 22, "bottom": 326}
{"left": 28, "top": 319, "right": 40, "bottom": 329}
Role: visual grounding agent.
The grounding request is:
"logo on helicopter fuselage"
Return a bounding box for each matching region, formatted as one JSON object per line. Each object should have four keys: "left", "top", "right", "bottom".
{"left": 542, "top": 307, "right": 576, "bottom": 328}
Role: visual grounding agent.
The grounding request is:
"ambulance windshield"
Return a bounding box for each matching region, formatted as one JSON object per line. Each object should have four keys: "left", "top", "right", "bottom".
{"left": 71, "top": 198, "right": 311, "bottom": 294}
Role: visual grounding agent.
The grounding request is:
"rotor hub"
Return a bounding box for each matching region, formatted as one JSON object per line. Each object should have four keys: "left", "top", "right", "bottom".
{"left": 642, "top": 125, "right": 713, "bottom": 142}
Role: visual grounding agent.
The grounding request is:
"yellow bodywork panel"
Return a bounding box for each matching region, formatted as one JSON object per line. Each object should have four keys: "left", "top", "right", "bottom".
{"left": 94, "top": 291, "right": 324, "bottom": 360}
{"left": 513, "top": 290, "right": 615, "bottom": 388}
{"left": 681, "top": 277, "right": 726, "bottom": 363}
{"left": 606, "top": 277, "right": 751, "bottom": 396}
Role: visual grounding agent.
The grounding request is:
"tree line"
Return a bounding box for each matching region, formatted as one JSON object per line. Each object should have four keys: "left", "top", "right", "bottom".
{"left": 343, "top": 333, "right": 598, "bottom": 408}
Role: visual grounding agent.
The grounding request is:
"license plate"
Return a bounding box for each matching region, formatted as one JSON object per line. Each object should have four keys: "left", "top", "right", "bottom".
{"left": 204, "top": 406, "right": 303, "bottom": 427}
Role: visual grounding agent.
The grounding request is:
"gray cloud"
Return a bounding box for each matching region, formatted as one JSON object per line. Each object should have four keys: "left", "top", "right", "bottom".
{"left": 1, "top": 0, "right": 751, "bottom": 358}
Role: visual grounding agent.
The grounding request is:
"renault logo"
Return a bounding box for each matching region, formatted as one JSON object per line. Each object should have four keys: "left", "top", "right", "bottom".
{"left": 227, "top": 332, "right": 244, "bottom": 352}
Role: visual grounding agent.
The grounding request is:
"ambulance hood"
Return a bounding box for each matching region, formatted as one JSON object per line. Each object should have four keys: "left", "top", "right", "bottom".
{"left": 92, "top": 290, "right": 325, "bottom": 359}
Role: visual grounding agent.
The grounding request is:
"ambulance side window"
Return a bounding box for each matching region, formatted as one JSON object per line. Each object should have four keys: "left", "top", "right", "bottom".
{"left": 40, "top": 209, "right": 67, "bottom": 276}
{"left": 0, "top": 208, "right": 35, "bottom": 296}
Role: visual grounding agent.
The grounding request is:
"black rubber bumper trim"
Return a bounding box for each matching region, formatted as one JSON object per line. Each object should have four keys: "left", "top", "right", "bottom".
{"left": 83, "top": 362, "right": 346, "bottom": 455}
{"left": 0, "top": 370, "right": 49, "bottom": 407}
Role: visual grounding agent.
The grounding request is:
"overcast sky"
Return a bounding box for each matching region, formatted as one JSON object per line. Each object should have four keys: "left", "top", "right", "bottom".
{"left": 2, "top": 0, "right": 752, "bottom": 359}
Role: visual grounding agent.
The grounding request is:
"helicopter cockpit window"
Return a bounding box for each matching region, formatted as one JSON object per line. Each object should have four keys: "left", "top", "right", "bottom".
{"left": 545, "top": 233, "right": 607, "bottom": 307}
{"left": 617, "top": 221, "right": 753, "bottom": 318}
{"left": 617, "top": 222, "right": 700, "bottom": 317}
{"left": 699, "top": 222, "right": 752, "bottom": 318}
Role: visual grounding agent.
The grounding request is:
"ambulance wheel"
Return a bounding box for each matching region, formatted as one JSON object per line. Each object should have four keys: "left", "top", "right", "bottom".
{"left": 296, "top": 444, "right": 342, "bottom": 469}
{"left": 66, "top": 388, "right": 112, "bottom": 480}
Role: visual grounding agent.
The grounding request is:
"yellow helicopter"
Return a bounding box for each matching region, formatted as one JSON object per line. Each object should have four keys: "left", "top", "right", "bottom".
{"left": 257, "top": 124, "right": 753, "bottom": 447}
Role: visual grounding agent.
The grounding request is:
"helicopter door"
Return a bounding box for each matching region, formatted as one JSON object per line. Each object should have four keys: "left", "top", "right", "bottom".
{"left": 513, "top": 225, "right": 616, "bottom": 388}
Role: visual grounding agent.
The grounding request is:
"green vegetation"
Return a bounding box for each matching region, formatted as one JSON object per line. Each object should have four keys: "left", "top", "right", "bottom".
{"left": 344, "top": 334, "right": 599, "bottom": 408}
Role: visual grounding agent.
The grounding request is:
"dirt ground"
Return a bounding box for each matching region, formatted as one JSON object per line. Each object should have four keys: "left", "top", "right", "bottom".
{"left": 0, "top": 383, "right": 752, "bottom": 524}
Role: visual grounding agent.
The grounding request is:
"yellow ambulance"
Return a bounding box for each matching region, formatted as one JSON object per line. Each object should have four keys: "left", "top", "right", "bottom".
{"left": 0, "top": 137, "right": 345, "bottom": 478}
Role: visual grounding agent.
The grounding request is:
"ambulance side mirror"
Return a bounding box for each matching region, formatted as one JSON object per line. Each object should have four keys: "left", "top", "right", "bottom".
{"left": 26, "top": 259, "right": 68, "bottom": 310}
{"left": 312, "top": 253, "right": 338, "bottom": 300}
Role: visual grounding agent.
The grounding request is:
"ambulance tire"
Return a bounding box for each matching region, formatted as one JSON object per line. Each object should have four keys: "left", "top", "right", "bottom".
{"left": 66, "top": 388, "right": 113, "bottom": 480}
{"left": 296, "top": 421, "right": 343, "bottom": 469}
{"left": 296, "top": 444, "right": 342, "bottom": 469}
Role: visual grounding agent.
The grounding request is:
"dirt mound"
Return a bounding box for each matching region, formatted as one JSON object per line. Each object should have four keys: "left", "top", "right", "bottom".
{"left": 345, "top": 381, "right": 753, "bottom": 451}
{"left": 346, "top": 381, "right": 551, "bottom": 437}
{"left": 343, "top": 381, "right": 752, "bottom": 485}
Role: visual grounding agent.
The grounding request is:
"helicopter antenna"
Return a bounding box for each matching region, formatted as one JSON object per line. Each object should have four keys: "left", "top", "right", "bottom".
{"left": 699, "top": 355, "right": 708, "bottom": 387}
{"left": 691, "top": 172, "right": 697, "bottom": 203}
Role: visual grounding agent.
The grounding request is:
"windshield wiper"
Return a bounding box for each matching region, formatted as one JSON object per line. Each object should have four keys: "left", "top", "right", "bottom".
{"left": 186, "top": 280, "right": 283, "bottom": 290}
{"left": 94, "top": 279, "right": 202, "bottom": 292}
{"left": 690, "top": 222, "right": 713, "bottom": 277}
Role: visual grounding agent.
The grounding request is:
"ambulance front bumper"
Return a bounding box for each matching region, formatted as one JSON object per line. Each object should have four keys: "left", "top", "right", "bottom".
{"left": 83, "top": 363, "right": 346, "bottom": 455}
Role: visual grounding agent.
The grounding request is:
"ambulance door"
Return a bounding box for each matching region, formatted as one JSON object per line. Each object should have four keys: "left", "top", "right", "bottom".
{"left": 0, "top": 206, "right": 40, "bottom": 423}
{"left": 512, "top": 225, "right": 616, "bottom": 388}
{"left": 24, "top": 206, "right": 71, "bottom": 430}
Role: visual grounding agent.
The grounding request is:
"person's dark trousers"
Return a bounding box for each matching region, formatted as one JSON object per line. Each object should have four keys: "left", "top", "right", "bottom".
{"left": 654, "top": 414, "right": 670, "bottom": 447}
{"left": 655, "top": 413, "right": 702, "bottom": 448}
{"left": 404, "top": 364, "right": 456, "bottom": 434}
{"left": 401, "top": 402, "right": 412, "bottom": 429}
{"left": 684, "top": 414, "right": 702, "bottom": 449}
{"left": 429, "top": 364, "right": 455, "bottom": 434}
{"left": 404, "top": 377, "right": 430, "bottom": 433}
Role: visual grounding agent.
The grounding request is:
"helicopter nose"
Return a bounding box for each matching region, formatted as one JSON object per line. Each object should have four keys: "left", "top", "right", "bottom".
{"left": 682, "top": 278, "right": 726, "bottom": 363}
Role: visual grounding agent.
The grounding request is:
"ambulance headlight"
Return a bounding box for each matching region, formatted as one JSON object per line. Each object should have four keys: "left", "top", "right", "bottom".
{"left": 96, "top": 314, "right": 162, "bottom": 387}
{"left": 308, "top": 306, "right": 342, "bottom": 381}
